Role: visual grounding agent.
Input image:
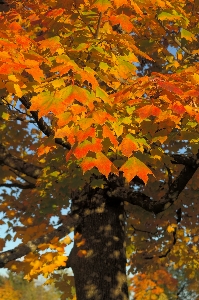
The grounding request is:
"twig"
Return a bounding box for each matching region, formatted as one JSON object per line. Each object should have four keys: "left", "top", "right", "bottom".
{"left": 94, "top": 12, "right": 102, "bottom": 39}
{"left": 156, "top": 15, "right": 195, "bottom": 56}
{"left": 0, "top": 182, "right": 35, "bottom": 189}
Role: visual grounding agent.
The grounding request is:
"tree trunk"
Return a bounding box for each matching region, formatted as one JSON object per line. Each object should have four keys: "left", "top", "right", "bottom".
{"left": 69, "top": 189, "right": 128, "bottom": 300}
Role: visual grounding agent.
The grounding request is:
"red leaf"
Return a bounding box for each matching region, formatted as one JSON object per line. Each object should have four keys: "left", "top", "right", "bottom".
{"left": 136, "top": 105, "right": 161, "bottom": 120}
{"left": 171, "top": 102, "right": 186, "bottom": 114}
{"left": 157, "top": 80, "right": 183, "bottom": 95}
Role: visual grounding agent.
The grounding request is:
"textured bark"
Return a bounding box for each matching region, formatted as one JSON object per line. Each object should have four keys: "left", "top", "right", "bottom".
{"left": 69, "top": 191, "right": 128, "bottom": 300}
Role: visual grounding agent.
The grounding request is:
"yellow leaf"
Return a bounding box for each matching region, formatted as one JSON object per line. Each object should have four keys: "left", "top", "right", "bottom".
{"left": 167, "top": 225, "right": 175, "bottom": 233}
{"left": 61, "top": 236, "right": 72, "bottom": 245}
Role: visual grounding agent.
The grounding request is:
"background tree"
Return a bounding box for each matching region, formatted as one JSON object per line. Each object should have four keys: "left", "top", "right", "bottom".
{"left": 0, "top": 271, "right": 61, "bottom": 300}
{"left": 0, "top": 0, "right": 199, "bottom": 299}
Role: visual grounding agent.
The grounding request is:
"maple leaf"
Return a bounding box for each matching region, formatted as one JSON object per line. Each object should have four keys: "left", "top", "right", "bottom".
{"left": 119, "top": 134, "right": 139, "bottom": 157}
{"left": 81, "top": 152, "right": 118, "bottom": 178}
{"left": 30, "top": 85, "right": 91, "bottom": 118}
{"left": 73, "top": 138, "right": 102, "bottom": 159}
{"left": 92, "top": 0, "right": 112, "bottom": 12}
{"left": 110, "top": 14, "right": 134, "bottom": 33}
{"left": 120, "top": 157, "right": 153, "bottom": 183}
{"left": 136, "top": 105, "right": 161, "bottom": 120}
{"left": 156, "top": 80, "right": 183, "bottom": 95}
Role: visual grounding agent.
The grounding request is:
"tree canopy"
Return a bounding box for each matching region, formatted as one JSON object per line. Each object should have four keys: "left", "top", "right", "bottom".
{"left": 0, "top": 0, "right": 199, "bottom": 299}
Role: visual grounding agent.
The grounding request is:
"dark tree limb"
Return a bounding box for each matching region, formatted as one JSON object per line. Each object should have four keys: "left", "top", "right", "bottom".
{"left": 171, "top": 154, "right": 199, "bottom": 166}
{"left": 0, "top": 143, "right": 42, "bottom": 179}
{"left": 20, "top": 96, "right": 71, "bottom": 150}
{"left": 107, "top": 162, "right": 198, "bottom": 214}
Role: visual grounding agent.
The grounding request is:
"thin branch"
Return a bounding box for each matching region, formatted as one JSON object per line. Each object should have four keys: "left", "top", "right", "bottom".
{"left": 177, "top": 284, "right": 185, "bottom": 298}
{"left": 156, "top": 15, "right": 193, "bottom": 56}
{"left": 165, "top": 164, "right": 172, "bottom": 188}
{"left": 0, "top": 182, "right": 35, "bottom": 189}
{"left": 74, "top": 0, "right": 95, "bottom": 37}
{"left": 0, "top": 143, "right": 42, "bottom": 179}
{"left": 94, "top": 12, "right": 102, "bottom": 39}
{"left": 131, "top": 224, "right": 157, "bottom": 235}
{"left": 145, "top": 208, "right": 181, "bottom": 260}
{"left": 0, "top": 214, "right": 81, "bottom": 268}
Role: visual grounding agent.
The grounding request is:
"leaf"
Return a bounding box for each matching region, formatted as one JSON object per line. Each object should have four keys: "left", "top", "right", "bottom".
{"left": 92, "top": 110, "right": 116, "bottom": 124}
{"left": 171, "top": 101, "right": 186, "bottom": 114}
{"left": 77, "top": 250, "right": 87, "bottom": 257}
{"left": 181, "top": 28, "right": 196, "bottom": 41}
{"left": 96, "top": 87, "right": 109, "bottom": 103}
{"left": 30, "top": 85, "right": 90, "bottom": 118}
{"left": 156, "top": 80, "right": 183, "bottom": 95}
{"left": 157, "top": 11, "right": 181, "bottom": 21}
{"left": 46, "top": 8, "right": 65, "bottom": 18}
{"left": 92, "top": 0, "right": 112, "bottom": 12}
{"left": 103, "top": 124, "right": 118, "bottom": 147}
{"left": 110, "top": 14, "right": 134, "bottom": 33}
{"left": 26, "top": 67, "right": 45, "bottom": 83}
{"left": 130, "top": 1, "right": 143, "bottom": 15}
{"left": 81, "top": 152, "right": 118, "bottom": 178}
{"left": 120, "top": 157, "right": 153, "bottom": 183}
{"left": 119, "top": 134, "right": 139, "bottom": 157}
{"left": 167, "top": 225, "right": 176, "bottom": 233}
{"left": 136, "top": 105, "right": 161, "bottom": 120}
{"left": 73, "top": 138, "right": 102, "bottom": 159}
{"left": 39, "top": 36, "right": 62, "bottom": 54}
{"left": 112, "top": 0, "right": 128, "bottom": 8}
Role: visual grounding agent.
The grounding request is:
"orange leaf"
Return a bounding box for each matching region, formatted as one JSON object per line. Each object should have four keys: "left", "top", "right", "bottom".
{"left": 93, "top": 110, "right": 116, "bottom": 124}
{"left": 136, "top": 105, "right": 161, "bottom": 120}
{"left": 171, "top": 101, "right": 186, "bottom": 114}
{"left": 77, "top": 127, "right": 95, "bottom": 143}
{"left": 103, "top": 125, "right": 118, "bottom": 147}
{"left": 112, "top": 0, "right": 128, "bottom": 8}
{"left": 110, "top": 14, "right": 134, "bottom": 33}
{"left": 39, "top": 36, "right": 61, "bottom": 54}
{"left": 120, "top": 157, "right": 153, "bottom": 183}
{"left": 92, "top": 0, "right": 112, "bottom": 12}
{"left": 81, "top": 152, "right": 118, "bottom": 178}
{"left": 46, "top": 8, "right": 65, "bottom": 18}
{"left": 26, "top": 67, "right": 45, "bottom": 83}
{"left": 74, "top": 138, "right": 102, "bottom": 159}
{"left": 119, "top": 135, "right": 138, "bottom": 157}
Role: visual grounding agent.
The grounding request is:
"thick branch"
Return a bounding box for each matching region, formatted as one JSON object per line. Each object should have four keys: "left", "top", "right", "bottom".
{"left": 20, "top": 96, "right": 71, "bottom": 150}
{"left": 171, "top": 153, "right": 199, "bottom": 166}
{"left": 107, "top": 162, "right": 198, "bottom": 214}
{"left": 106, "top": 188, "right": 156, "bottom": 212}
{"left": 0, "top": 143, "right": 42, "bottom": 179}
{"left": 0, "top": 214, "right": 81, "bottom": 268}
{"left": 159, "top": 164, "right": 198, "bottom": 210}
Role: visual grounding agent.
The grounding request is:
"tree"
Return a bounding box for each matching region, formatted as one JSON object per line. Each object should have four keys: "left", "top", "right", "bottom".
{"left": 0, "top": 271, "right": 61, "bottom": 300}
{"left": 0, "top": 0, "right": 199, "bottom": 299}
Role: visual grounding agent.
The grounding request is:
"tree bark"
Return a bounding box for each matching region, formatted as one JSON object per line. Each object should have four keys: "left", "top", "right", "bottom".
{"left": 69, "top": 190, "right": 128, "bottom": 300}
